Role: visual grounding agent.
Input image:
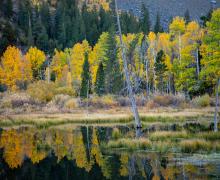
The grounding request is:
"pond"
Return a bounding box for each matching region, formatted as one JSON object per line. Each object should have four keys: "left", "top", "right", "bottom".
{"left": 0, "top": 125, "right": 219, "bottom": 180}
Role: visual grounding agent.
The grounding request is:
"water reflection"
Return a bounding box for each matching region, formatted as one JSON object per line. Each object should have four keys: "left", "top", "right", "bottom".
{"left": 0, "top": 126, "right": 219, "bottom": 180}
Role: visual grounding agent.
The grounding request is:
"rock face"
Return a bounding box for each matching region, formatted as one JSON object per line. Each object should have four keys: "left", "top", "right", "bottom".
{"left": 117, "top": 0, "right": 220, "bottom": 30}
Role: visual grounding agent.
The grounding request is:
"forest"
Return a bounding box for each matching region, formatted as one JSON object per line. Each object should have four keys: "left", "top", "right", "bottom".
{"left": 0, "top": 1, "right": 220, "bottom": 179}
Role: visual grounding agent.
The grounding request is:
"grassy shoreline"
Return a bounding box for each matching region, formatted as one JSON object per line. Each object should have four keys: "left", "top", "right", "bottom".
{"left": 0, "top": 107, "right": 216, "bottom": 128}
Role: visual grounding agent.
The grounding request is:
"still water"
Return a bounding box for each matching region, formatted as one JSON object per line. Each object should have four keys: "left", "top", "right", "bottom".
{"left": 0, "top": 126, "right": 219, "bottom": 180}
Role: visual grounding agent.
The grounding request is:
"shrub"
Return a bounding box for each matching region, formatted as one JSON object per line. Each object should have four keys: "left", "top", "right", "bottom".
{"left": 27, "top": 81, "right": 56, "bottom": 103}
{"left": 192, "top": 94, "right": 210, "bottom": 107}
{"left": 152, "top": 141, "right": 171, "bottom": 153}
{"left": 0, "top": 93, "right": 36, "bottom": 108}
{"left": 82, "top": 95, "right": 117, "bottom": 108}
{"left": 136, "top": 96, "right": 146, "bottom": 106}
{"left": 112, "top": 128, "right": 122, "bottom": 140}
{"left": 117, "top": 97, "right": 130, "bottom": 106}
{"left": 197, "top": 132, "right": 220, "bottom": 141}
{"left": 49, "top": 94, "right": 71, "bottom": 108}
{"left": 54, "top": 87, "right": 75, "bottom": 96}
{"left": 149, "top": 131, "right": 189, "bottom": 142}
{"left": 64, "top": 98, "right": 78, "bottom": 109}
{"left": 107, "top": 138, "right": 151, "bottom": 150}
{"left": 153, "top": 95, "right": 174, "bottom": 106}
{"left": 180, "top": 139, "right": 211, "bottom": 153}
{"left": 146, "top": 100, "right": 159, "bottom": 109}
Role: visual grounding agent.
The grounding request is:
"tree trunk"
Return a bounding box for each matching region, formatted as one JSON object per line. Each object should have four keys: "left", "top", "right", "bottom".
{"left": 196, "top": 47, "right": 200, "bottom": 78}
{"left": 214, "top": 78, "right": 220, "bottom": 132}
{"left": 115, "top": 0, "right": 141, "bottom": 130}
{"left": 178, "top": 32, "right": 182, "bottom": 62}
{"left": 47, "top": 60, "right": 50, "bottom": 83}
{"left": 145, "top": 59, "right": 150, "bottom": 98}
{"left": 153, "top": 46, "right": 156, "bottom": 93}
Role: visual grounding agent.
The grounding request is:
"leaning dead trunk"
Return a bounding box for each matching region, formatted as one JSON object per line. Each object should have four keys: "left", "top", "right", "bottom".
{"left": 115, "top": 0, "right": 141, "bottom": 130}
{"left": 214, "top": 78, "right": 220, "bottom": 132}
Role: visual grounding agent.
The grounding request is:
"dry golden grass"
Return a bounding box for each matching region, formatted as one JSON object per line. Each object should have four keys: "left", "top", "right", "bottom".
{"left": 0, "top": 107, "right": 214, "bottom": 128}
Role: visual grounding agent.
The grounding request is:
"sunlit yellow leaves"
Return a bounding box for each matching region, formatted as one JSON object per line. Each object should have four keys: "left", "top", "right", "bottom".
{"left": 71, "top": 40, "right": 92, "bottom": 84}
{"left": 169, "top": 17, "right": 186, "bottom": 35}
{"left": 201, "top": 8, "right": 220, "bottom": 81}
{"left": 51, "top": 49, "right": 68, "bottom": 81}
{"left": 25, "top": 47, "right": 46, "bottom": 78}
{"left": 0, "top": 46, "right": 32, "bottom": 91}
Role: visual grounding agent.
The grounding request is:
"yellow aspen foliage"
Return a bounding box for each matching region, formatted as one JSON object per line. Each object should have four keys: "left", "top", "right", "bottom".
{"left": 147, "top": 32, "right": 157, "bottom": 77}
{"left": 25, "top": 47, "right": 46, "bottom": 77}
{"left": 182, "top": 21, "right": 203, "bottom": 48}
{"left": 86, "top": 0, "right": 109, "bottom": 11}
{"left": 157, "top": 33, "right": 171, "bottom": 55}
{"left": 0, "top": 46, "right": 32, "bottom": 91}
{"left": 201, "top": 9, "right": 220, "bottom": 83}
{"left": 51, "top": 49, "right": 68, "bottom": 81}
{"left": 66, "top": 71, "right": 72, "bottom": 88}
{"left": 169, "top": 17, "right": 186, "bottom": 35}
{"left": 71, "top": 40, "right": 92, "bottom": 84}
{"left": 148, "top": 32, "right": 157, "bottom": 62}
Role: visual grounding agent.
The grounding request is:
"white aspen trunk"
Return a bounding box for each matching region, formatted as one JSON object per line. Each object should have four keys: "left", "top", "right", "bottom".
{"left": 178, "top": 32, "right": 182, "bottom": 62}
{"left": 145, "top": 59, "right": 150, "bottom": 98}
{"left": 152, "top": 46, "right": 157, "bottom": 93}
{"left": 115, "top": 0, "right": 141, "bottom": 130}
{"left": 214, "top": 78, "right": 220, "bottom": 132}
{"left": 196, "top": 47, "right": 200, "bottom": 78}
{"left": 47, "top": 58, "right": 50, "bottom": 83}
{"left": 86, "top": 80, "right": 89, "bottom": 116}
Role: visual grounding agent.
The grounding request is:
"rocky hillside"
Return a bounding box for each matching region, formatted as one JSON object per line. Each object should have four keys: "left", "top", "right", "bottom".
{"left": 117, "top": 0, "right": 220, "bottom": 30}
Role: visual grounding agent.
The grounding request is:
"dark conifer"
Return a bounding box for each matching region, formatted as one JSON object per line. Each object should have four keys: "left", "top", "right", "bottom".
{"left": 80, "top": 53, "right": 92, "bottom": 98}
{"left": 95, "top": 62, "right": 105, "bottom": 96}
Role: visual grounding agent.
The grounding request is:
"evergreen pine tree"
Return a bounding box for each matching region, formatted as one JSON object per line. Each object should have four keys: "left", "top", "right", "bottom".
{"left": 40, "top": 2, "right": 51, "bottom": 36}
{"left": 55, "top": 2, "right": 66, "bottom": 49}
{"left": 80, "top": 53, "right": 92, "bottom": 98}
{"left": 154, "top": 13, "right": 163, "bottom": 33}
{"left": 17, "top": 1, "right": 30, "bottom": 34}
{"left": 36, "top": 26, "right": 49, "bottom": 53}
{"left": 140, "top": 4, "right": 150, "bottom": 34}
{"left": 95, "top": 62, "right": 105, "bottom": 96}
{"left": 155, "top": 50, "right": 168, "bottom": 93}
{"left": 105, "top": 30, "right": 123, "bottom": 94}
{"left": 184, "top": 9, "right": 191, "bottom": 24}
{"left": 0, "top": 22, "right": 16, "bottom": 56}
{"left": 27, "top": 14, "right": 33, "bottom": 47}
{"left": 4, "top": 0, "right": 13, "bottom": 18}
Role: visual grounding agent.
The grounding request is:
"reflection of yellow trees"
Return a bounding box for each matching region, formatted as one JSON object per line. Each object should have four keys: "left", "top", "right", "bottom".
{"left": 73, "top": 130, "right": 91, "bottom": 171}
{"left": 0, "top": 128, "right": 49, "bottom": 168}
{"left": 91, "top": 128, "right": 111, "bottom": 179}
{"left": 0, "top": 129, "right": 23, "bottom": 168}
{"left": 53, "top": 131, "right": 68, "bottom": 162}
{"left": 31, "top": 148, "right": 47, "bottom": 164}
{"left": 161, "top": 166, "right": 179, "bottom": 180}
{"left": 119, "top": 153, "right": 129, "bottom": 176}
